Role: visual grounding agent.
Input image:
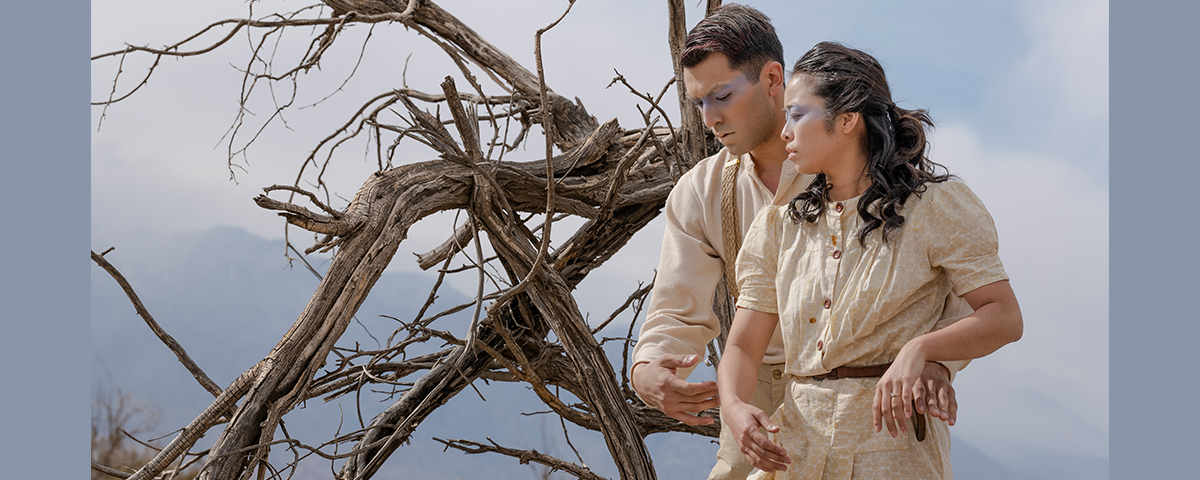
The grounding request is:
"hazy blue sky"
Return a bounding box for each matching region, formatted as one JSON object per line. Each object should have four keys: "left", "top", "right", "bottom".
{"left": 92, "top": 0, "right": 1109, "bottom": 470}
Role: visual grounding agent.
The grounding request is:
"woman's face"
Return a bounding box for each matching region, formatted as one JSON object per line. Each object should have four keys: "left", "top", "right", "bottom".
{"left": 781, "top": 75, "right": 845, "bottom": 176}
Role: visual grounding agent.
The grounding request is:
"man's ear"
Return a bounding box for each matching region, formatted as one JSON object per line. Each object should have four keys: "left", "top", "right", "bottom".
{"left": 762, "top": 61, "right": 785, "bottom": 96}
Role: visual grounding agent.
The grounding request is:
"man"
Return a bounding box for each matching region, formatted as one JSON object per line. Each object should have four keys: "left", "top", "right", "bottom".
{"left": 629, "top": 5, "right": 971, "bottom": 479}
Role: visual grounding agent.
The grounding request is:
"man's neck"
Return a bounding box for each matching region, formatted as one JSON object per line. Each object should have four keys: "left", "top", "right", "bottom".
{"left": 747, "top": 135, "right": 789, "bottom": 195}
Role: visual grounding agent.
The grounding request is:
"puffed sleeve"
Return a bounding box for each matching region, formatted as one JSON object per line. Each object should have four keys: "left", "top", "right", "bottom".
{"left": 631, "top": 177, "right": 725, "bottom": 379}
{"left": 920, "top": 181, "right": 1009, "bottom": 296}
{"left": 735, "top": 205, "right": 785, "bottom": 314}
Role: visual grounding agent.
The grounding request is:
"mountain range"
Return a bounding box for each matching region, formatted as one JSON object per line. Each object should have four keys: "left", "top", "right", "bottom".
{"left": 91, "top": 226, "right": 1105, "bottom": 479}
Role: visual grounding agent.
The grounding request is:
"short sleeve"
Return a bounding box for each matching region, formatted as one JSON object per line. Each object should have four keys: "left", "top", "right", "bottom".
{"left": 920, "top": 181, "right": 1009, "bottom": 296}
{"left": 735, "top": 205, "right": 785, "bottom": 314}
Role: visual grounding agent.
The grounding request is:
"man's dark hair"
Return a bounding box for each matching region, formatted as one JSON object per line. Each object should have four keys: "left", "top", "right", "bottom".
{"left": 680, "top": 3, "right": 784, "bottom": 80}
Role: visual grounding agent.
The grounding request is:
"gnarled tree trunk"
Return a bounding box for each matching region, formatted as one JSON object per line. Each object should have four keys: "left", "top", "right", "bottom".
{"left": 93, "top": 2, "right": 723, "bottom": 479}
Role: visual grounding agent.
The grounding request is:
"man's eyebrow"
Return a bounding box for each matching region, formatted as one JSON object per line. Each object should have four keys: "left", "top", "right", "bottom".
{"left": 690, "top": 82, "right": 731, "bottom": 101}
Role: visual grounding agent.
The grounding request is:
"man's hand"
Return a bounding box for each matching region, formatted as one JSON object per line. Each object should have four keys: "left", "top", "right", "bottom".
{"left": 631, "top": 354, "right": 720, "bottom": 425}
{"left": 912, "top": 361, "right": 958, "bottom": 425}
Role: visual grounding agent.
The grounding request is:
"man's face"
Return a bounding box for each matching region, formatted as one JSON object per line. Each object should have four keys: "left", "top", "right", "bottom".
{"left": 683, "top": 53, "right": 778, "bottom": 156}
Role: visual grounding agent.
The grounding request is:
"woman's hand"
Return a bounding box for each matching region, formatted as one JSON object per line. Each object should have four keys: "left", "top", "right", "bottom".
{"left": 872, "top": 280, "right": 1024, "bottom": 436}
{"left": 722, "top": 400, "right": 791, "bottom": 472}
{"left": 873, "top": 341, "right": 928, "bottom": 437}
{"left": 720, "top": 400, "right": 787, "bottom": 472}
{"left": 719, "top": 307, "right": 788, "bottom": 470}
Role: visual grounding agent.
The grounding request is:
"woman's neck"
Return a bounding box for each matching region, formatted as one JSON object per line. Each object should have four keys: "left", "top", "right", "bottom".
{"left": 827, "top": 177, "right": 869, "bottom": 202}
{"left": 824, "top": 155, "right": 871, "bottom": 202}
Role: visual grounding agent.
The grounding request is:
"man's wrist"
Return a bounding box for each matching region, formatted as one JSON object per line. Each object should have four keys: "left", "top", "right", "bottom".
{"left": 630, "top": 361, "right": 650, "bottom": 390}
{"left": 930, "top": 360, "right": 950, "bottom": 379}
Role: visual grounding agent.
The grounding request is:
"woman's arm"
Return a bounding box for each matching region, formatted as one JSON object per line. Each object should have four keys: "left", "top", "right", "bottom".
{"left": 718, "top": 307, "right": 792, "bottom": 472}
{"left": 873, "top": 280, "right": 1023, "bottom": 437}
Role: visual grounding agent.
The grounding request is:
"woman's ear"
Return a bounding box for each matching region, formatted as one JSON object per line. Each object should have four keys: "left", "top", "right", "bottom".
{"left": 837, "top": 112, "right": 861, "bottom": 135}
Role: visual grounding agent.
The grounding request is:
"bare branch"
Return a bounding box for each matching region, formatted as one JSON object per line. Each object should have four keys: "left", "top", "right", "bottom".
{"left": 93, "top": 2, "right": 718, "bottom": 479}
{"left": 263, "top": 184, "right": 343, "bottom": 218}
{"left": 415, "top": 221, "right": 476, "bottom": 271}
{"left": 90, "top": 250, "right": 222, "bottom": 398}
{"left": 126, "top": 366, "right": 259, "bottom": 480}
{"left": 469, "top": 0, "right": 578, "bottom": 321}
{"left": 608, "top": 71, "right": 684, "bottom": 173}
{"left": 434, "top": 437, "right": 606, "bottom": 480}
{"left": 92, "top": 462, "right": 133, "bottom": 479}
{"left": 253, "top": 193, "right": 364, "bottom": 236}
{"left": 667, "top": 0, "right": 707, "bottom": 168}
{"left": 92, "top": 12, "right": 412, "bottom": 62}
{"left": 592, "top": 281, "right": 654, "bottom": 335}
{"left": 707, "top": 0, "right": 724, "bottom": 16}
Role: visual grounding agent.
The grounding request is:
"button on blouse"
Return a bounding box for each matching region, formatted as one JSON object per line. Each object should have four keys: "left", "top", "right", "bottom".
{"left": 732, "top": 180, "right": 1009, "bottom": 480}
{"left": 735, "top": 180, "right": 1009, "bottom": 377}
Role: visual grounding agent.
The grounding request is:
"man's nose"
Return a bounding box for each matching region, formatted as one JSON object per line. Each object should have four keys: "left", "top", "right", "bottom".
{"left": 701, "top": 103, "right": 721, "bottom": 128}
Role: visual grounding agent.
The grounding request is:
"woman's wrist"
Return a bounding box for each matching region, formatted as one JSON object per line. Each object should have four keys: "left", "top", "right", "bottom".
{"left": 720, "top": 395, "right": 750, "bottom": 411}
{"left": 900, "top": 336, "right": 931, "bottom": 364}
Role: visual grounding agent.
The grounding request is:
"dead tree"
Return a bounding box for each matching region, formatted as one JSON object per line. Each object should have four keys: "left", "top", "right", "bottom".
{"left": 92, "top": 1, "right": 730, "bottom": 479}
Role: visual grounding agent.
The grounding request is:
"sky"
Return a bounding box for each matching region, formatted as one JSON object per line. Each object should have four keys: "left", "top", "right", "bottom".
{"left": 91, "top": 0, "right": 1109, "bottom": 470}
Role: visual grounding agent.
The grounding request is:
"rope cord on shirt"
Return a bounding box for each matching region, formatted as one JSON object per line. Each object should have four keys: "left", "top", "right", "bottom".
{"left": 720, "top": 156, "right": 742, "bottom": 299}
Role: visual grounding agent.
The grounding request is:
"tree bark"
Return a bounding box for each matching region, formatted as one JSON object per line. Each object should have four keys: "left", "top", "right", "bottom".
{"left": 97, "top": 2, "right": 722, "bottom": 479}
{"left": 667, "top": 0, "right": 707, "bottom": 169}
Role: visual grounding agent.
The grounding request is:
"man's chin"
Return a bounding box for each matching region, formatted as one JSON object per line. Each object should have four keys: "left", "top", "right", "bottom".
{"left": 723, "top": 144, "right": 750, "bottom": 156}
{"left": 717, "top": 138, "right": 744, "bottom": 155}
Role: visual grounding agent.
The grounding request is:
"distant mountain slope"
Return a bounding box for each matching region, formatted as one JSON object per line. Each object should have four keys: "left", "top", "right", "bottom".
{"left": 91, "top": 226, "right": 1092, "bottom": 479}
{"left": 91, "top": 226, "right": 468, "bottom": 413}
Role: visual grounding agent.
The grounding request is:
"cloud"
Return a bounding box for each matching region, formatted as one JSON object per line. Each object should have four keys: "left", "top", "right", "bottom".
{"left": 922, "top": 3, "right": 1109, "bottom": 457}
{"left": 91, "top": 0, "right": 1110, "bottom": 468}
{"left": 931, "top": 122, "right": 1108, "bottom": 458}
{"left": 1014, "top": 0, "right": 1109, "bottom": 120}
{"left": 985, "top": 0, "right": 1109, "bottom": 175}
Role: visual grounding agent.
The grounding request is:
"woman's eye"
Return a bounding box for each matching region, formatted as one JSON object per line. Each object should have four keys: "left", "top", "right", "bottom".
{"left": 716, "top": 93, "right": 731, "bottom": 101}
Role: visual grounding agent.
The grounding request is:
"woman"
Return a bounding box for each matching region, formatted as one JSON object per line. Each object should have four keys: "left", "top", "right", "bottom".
{"left": 718, "top": 41, "right": 1023, "bottom": 479}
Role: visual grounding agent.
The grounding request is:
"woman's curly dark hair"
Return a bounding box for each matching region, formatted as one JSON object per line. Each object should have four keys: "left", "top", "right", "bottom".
{"left": 786, "top": 41, "right": 951, "bottom": 246}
